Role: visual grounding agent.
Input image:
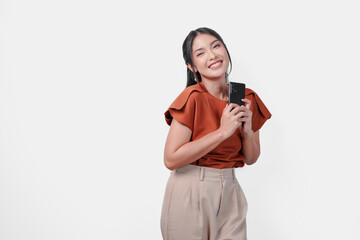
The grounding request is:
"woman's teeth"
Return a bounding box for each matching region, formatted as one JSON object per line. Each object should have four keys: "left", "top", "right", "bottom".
{"left": 210, "top": 61, "right": 222, "bottom": 69}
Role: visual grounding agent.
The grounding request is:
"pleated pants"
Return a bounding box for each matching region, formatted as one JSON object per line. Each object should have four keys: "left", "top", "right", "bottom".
{"left": 160, "top": 164, "right": 248, "bottom": 240}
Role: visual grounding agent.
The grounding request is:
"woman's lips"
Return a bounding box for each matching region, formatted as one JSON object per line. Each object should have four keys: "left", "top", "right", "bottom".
{"left": 208, "top": 60, "right": 223, "bottom": 70}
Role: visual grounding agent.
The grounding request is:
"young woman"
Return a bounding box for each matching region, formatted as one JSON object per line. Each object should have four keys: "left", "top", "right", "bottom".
{"left": 160, "top": 27, "right": 272, "bottom": 240}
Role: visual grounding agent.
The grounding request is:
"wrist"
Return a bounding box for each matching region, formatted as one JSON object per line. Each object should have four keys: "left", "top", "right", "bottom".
{"left": 215, "top": 129, "right": 227, "bottom": 141}
{"left": 241, "top": 129, "right": 255, "bottom": 141}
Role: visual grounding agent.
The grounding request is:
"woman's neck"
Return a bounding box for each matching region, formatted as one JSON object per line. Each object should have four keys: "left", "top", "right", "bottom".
{"left": 201, "top": 79, "right": 228, "bottom": 101}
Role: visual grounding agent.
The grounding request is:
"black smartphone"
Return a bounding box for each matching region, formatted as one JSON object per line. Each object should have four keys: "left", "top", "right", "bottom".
{"left": 228, "top": 82, "right": 246, "bottom": 106}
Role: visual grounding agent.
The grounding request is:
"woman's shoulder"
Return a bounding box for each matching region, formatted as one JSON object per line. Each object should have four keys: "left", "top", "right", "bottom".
{"left": 164, "top": 83, "right": 205, "bottom": 126}
{"left": 244, "top": 87, "right": 272, "bottom": 122}
{"left": 245, "top": 87, "right": 266, "bottom": 103}
{"left": 169, "top": 83, "right": 205, "bottom": 109}
{"left": 245, "top": 87, "right": 257, "bottom": 96}
{"left": 181, "top": 83, "right": 206, "bottom": 97}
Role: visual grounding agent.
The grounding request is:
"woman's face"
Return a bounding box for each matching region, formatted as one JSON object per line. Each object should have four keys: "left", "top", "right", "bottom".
{"left": 188, "top": 33, "right": 230, "bottom": 82}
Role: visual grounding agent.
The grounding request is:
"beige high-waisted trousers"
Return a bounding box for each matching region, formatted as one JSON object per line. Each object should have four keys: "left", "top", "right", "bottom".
{"left": 160, "top": 164, "right": 248, "bottom": 240}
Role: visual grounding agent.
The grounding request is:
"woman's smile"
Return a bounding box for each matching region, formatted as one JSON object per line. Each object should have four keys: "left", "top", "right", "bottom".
{"left": 208, "top": 60, "right": 223, "bottom": 69}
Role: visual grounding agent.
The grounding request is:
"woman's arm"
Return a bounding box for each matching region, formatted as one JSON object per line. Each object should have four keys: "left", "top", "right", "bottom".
{"left": 241, "top": 130, "right": 260, "bottom": 165}
{"left": 164, "top": 103, "right": 244, "bottom": 170}
{"left": 238, "top": 98, "right": 261, "bottom": 165}
{"left": 164, "top": 119, "right": 226, "bottom": 170}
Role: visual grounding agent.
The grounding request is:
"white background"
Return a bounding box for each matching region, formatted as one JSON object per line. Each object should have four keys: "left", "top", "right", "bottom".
{"left": 1, "top": 0, "right": 359, "bottom": 239}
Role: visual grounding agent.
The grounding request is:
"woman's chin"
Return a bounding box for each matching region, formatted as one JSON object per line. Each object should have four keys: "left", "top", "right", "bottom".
{"left": 205, "top": 68, "right": 228, "bottom": 79}
{"left": 201, "top": 73, "right": 227, "bottom": 82}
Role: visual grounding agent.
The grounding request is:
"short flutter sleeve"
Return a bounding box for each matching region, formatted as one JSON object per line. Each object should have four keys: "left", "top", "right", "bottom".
{"left": 245, "top": 88, "right": 272, "bottom": 132}
{"left": 164, "top": 86, "right": 202, "bottom": 131}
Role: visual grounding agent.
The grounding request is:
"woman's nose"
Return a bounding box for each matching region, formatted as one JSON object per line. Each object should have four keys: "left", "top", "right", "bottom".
{"left": 209, "top": 50, "right": 216, "bottom": 60}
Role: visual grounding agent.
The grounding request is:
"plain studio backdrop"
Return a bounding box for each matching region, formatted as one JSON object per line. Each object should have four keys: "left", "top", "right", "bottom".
{"left": 1, "top": 0, "right": 359, "bottom": 239}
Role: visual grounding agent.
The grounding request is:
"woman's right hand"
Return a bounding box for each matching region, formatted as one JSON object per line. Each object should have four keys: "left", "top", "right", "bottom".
{"left": 218, "top": 103, "right": 243, "bottom": 139}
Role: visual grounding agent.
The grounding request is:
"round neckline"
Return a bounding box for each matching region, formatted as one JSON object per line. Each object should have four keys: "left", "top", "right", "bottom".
{"left": 199, "top": 82, "right": 228, "bottom": 103}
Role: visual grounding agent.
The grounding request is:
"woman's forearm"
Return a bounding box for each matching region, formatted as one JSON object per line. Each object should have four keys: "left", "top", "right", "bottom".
{"left": 241, "top": 130, "right": 260, "bottom": 165}
{"left": 164, "top": 130, "right": 226, "bottom": 170}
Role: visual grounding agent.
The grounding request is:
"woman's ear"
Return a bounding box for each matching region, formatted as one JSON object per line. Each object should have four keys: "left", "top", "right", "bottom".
{"left": 186, "top": 63, "right": 197, "bottom": 73}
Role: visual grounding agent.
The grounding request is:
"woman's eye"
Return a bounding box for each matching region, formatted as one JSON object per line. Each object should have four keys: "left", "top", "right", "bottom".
{"left": 197, "top": 52, "right": 204, "bottom": 57}
{"left": 214, "top": 44, "right": 221, "bottom": 49}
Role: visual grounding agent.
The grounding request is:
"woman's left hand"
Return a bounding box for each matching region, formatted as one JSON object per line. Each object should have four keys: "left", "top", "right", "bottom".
{"left": 237, "top": 98, "right": 253, "bottom": 136}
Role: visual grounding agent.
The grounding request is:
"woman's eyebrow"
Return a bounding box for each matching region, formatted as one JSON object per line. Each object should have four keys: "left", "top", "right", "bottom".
{"left": 210, "top": 39, "right": 220, "bottom": 46}
{"left": 193, "top": 47, "right": 204, "bottom": 54}
{"left": 193, "top": 39, "right": 220, "bottom": 54}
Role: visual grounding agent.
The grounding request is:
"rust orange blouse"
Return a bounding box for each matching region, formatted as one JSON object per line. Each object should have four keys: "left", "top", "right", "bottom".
{"left": 164, "top": 82, "right": 271, "bottom": 169}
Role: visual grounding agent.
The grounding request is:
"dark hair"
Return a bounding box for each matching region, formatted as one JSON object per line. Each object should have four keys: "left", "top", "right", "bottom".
{"left": 182, "top": 27, "right": 232, "bottom": 87}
